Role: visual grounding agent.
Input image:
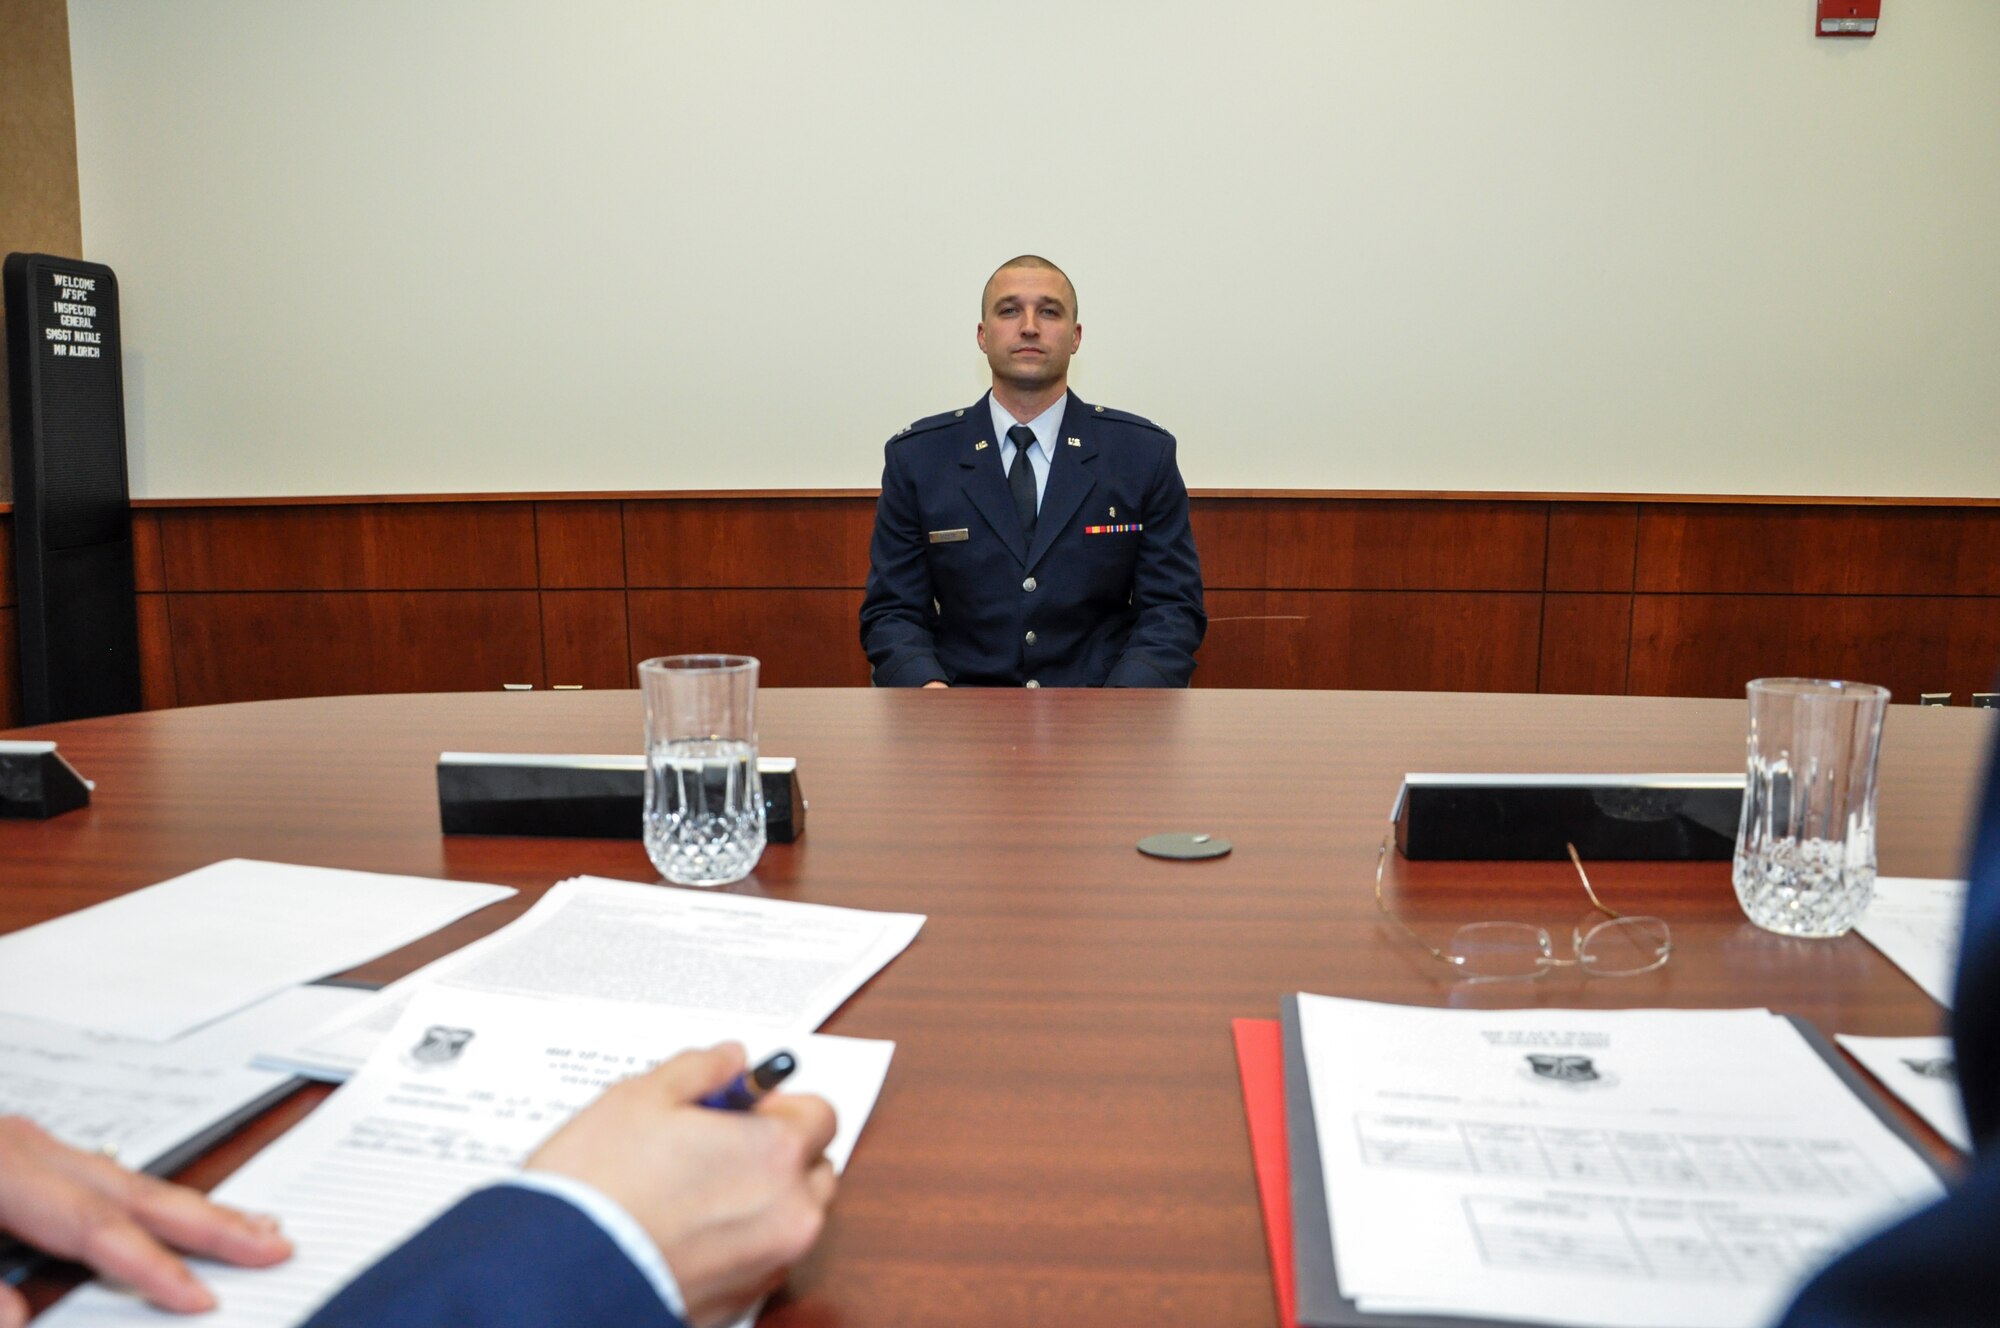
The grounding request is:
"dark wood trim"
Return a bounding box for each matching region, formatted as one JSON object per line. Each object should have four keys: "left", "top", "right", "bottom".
{"left": 8, "top": 495, "right": 2000, "bottom": 711}
{"left": 127, "top": 490, "right": 885, "bottom": 507}
{"left": 116, "top": 489, "right": 2000, "bottom": 509}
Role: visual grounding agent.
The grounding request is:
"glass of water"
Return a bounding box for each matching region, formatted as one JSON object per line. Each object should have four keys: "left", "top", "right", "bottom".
{"left": 640, "top": 654, "right": 766, "bottom": 887}
{"left": 1732, "top": 677, "right": 1890, "bottom": 937}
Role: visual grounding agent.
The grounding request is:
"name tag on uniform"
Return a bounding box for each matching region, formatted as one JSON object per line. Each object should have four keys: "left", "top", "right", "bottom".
{"left": 1084, "top": 523, "right": 1144, "bottom": 535}
{"left": 927, "top": 528, "right": 970, "bottom": 544}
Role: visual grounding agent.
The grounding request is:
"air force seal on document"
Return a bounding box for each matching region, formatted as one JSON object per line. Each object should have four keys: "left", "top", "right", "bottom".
{"left": 405, "top": 1025, "right": 475, "bottom": 1070}
{"left": 1903, "top": 1056, "right": 1957, "bottom": 1083}
{"left": 1524, "top": 1053, "right": 1612, "bottom": 1088}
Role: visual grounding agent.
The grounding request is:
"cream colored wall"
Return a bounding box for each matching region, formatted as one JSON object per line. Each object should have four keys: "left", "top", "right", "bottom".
{"left": 68, "top": 1, "right": 2000, "bottom": 499}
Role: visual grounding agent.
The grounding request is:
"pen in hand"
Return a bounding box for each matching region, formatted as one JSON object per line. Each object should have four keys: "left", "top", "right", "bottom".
{"left": 698, "top": 1050, "right": 798, "bottom": 1111}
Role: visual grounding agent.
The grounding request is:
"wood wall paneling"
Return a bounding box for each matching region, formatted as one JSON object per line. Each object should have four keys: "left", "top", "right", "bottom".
{"left": 0, "top": 608, "right": 17, "bottom": 729}
{"left": 627, "top": 589, "right": 871, "bottom": 687}
{"left": 623, "top": 499, "right": 876, "bottom": 588}
{"left": 135, "top": 594, "right": 177, "bottom": 710}
{"left": 534, "top": 501, "right": 625, "bottom": 588}
{"left": 1189, "top": 499, "right": 1547, "bottom": 590}
{"left": 167, "top": 591, "right": 547, "bottom": 705}
{"left": 159, "top": 503, "right": 539, "bottom": 591}
{"left": 1538, "top": 593, "right": 1633, "bottom": 696}
{"left": 6, "top": 495, "right": 1997, "bottom": 721}
{"left": 1627, "top": 595, "right": 2000, "bottom": 701}
{"left": 130, "top": 510, "right": 168, "bottom": 592}
{"left": 1634, "top": 505, "right": 2000, "bottom": 596}
{"left": 540, "top": 590, "right": 633, "bottom": 690}
{"left": 1196, "top": 590, "right": 1543, "bottom": 692}
{"left": 1545, "top": 503, "right": 1638, "bottom": 593}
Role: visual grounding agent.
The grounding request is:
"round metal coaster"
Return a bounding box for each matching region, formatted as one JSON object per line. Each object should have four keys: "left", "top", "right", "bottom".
{"left": 1137, "top": 832, "right": 1232, "bottom": 861}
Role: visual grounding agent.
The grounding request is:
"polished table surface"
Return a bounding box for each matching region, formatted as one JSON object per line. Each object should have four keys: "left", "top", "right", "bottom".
{"left": 4, "top": 688, "right": 1995, "bottom": 1325}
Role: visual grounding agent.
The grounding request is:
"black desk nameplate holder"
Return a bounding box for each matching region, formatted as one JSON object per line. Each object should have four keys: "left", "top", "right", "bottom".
{"left": 1392, "top": 773, "right": 1744, "bottom": 861}
{"left": 0, "top": 740, "right": 91, "bottom": 819}
{"left": 437, "top": 753, "right": 803, "bottom": 843}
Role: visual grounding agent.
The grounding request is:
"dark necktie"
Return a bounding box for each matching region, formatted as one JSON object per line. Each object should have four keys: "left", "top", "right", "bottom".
{"left": 1006, "top": 425, "right": 1039, "bottom": 542}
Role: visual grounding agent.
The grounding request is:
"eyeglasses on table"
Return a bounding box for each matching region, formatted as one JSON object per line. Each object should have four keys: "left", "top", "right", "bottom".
{"left": 1373, "top": 831, "right": 1673, "bottom": 982}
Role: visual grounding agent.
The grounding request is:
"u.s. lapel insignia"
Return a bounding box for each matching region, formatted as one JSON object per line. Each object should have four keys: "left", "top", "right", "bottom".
{"left": 1066, "top": 437, "right": 1081, "bottom": 447}
{"left": 974, "top": 440, "right": 989, "bottom": 450}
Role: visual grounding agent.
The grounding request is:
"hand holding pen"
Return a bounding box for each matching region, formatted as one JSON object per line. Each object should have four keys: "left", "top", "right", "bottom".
{"left": 525, "top": 1043, "right": 836, "bottom": 1328}
{"left": 698, "top": 1050, "right": 798, "bottom": 1111}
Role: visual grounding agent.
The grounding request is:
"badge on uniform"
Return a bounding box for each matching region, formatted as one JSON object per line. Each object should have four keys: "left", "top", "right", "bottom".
{"left": 1085, "top": 523, "right": 1143, "bottom": 536}
{"left": 928, "top": 528, "right": 970, "bottom": 544}
{"left": 973, "top": 440, "right": 989, "bottom": 451}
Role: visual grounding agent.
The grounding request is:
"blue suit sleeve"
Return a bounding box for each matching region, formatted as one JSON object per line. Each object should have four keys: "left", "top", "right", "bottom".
{"left": 1103, "top": 435, "right": 1205, "bottom": 688}
{"left": 303, "top": 1186, "right": 685, "bottom": 1328}
{"left": 859, "top": 439, "right": 950, "bottom": 687}
{"left": 1775, "top": 720, "right": 2000, "bottom": 1328}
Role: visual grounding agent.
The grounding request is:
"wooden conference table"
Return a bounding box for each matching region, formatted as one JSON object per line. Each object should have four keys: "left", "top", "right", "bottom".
{"left": 3, "top": 688, "right": 1995, "bottom": 1326}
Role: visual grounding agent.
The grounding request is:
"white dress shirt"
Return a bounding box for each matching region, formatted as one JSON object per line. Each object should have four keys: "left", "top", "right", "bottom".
{"left": 987, "top": 392, "right": 1067, "bottom": 511}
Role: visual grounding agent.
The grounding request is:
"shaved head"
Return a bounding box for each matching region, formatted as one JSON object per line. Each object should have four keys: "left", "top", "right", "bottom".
{"left": 981, "top": 255, "right": 1077, "bottom": 319}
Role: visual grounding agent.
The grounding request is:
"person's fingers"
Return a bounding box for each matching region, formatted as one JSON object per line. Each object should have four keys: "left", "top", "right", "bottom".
{"left": 646, "top": 1043, "right": 749, "bottom": 1104}
{"left": 0, "top": 1281, "right": 30, "bottom": 1328}
{"left": 65, "top": 1202, "right": 215, "bottom": 1314}
{"left": 31, "top": 1139, "right": 291, "bottom": 1270}
{"left": 802, "top": 1156, "right": 838, "bottom": 1209}
{"left": 757, "top": 1092, "right": 839, "bottom": 1160}
{"left": 118, "top": 1171, "right": 291, "bottom": 1268}
{"left": 0, "top": 1121, "right": 214, "bottom": 1314}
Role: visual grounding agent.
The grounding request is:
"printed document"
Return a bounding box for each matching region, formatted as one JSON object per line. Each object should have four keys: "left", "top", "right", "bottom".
{"left": 0, "top": 861, "right": 514, "bottom": 1041}
{"left": 0, "top": 984, "right": 366, "bottom": 1173}
{"left": 41, "top": 986, "right": 895, "bottom": 1328}
{"left": 1298, "top": 995, "right": 1944, "bottom": 1328}
{"left": 1837, "top": 1034, "right": 1970, "bottom": 1153}
{"left": 1854, "top": 876, "right": 1967, "bottom": 1008}
{"left": 260, "top": 875, "right": 925, "bottom": 1080}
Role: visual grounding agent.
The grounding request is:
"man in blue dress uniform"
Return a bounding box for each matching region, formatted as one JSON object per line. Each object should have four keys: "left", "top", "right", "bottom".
{"left": 859, "top": 256, "right": 1205, "bottom": 688}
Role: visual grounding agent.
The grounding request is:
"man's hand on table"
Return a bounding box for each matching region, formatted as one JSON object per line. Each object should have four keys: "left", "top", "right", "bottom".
{"left": 0, "top": 1115, "right": 291, "bottom": 1327}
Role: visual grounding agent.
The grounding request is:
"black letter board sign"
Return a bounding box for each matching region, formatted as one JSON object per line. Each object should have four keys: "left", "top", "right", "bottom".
{"left": 4, "top": 253, "right": 142, "bottom": 723}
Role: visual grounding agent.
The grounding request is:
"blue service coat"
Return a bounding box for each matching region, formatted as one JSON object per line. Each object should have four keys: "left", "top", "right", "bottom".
{"left": 1777, "top": 713, "right": 2000, "bottom": 1327}
{"left": 302, "top": 1186, "right": 682, "bottom": 1328}
{"left": 859, "top": 392, "right": 1205, "bottom": 687}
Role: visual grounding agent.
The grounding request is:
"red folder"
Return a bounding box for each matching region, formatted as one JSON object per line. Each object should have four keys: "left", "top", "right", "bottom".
{"left": 1232, "top": 1017, "right": 1297, "bottom": 1328}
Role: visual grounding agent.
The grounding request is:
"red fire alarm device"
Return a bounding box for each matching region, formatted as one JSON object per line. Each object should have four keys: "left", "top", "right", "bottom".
{"left": 1817, "top": 1, "right": 1880, "bottom": 37}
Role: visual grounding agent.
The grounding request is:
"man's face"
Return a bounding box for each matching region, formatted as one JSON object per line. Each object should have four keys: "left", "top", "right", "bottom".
{"left": 977, "top": 267, "right": 1081, "bottom": 391}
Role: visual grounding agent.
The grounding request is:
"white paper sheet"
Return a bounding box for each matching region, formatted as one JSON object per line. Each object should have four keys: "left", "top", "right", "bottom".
{"left": 259, "top": 876, "right": 925, "bottom": 1080}
{"left": 0, "top": 985, "right": 367, "bottom": 1174}
{"left": 1854, "top": 876, "right": 1967, "bottom": 1008}
{"left": 1298, "top": 995, "right": 1945, "bottom": 1328}
{"left": 40, "top": 987, "right": 895, "bottom": 1328}
{"left": 1836, "top": 1034, "right": 1971, "bottom": 1153}
{"left": 0, "top": 861, "right": 515, "bottom": 1042}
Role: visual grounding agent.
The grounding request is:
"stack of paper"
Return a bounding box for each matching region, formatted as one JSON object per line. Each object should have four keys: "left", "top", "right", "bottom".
{"left": 0, "top": 986, "right": 368, "bottom": 1176}
{"left": 38, "top": 987, "right": 897, "bottom": 1328}
{"left": 1237, "top": 997, "right": 1950, "bottom": 1328}
{"left": 0, "top": 859, "right": 515, "bottom": 1041}
{"left": 257, "top": 875, "right": 926, "bottom": 1080}
{"left": 1854, "top": 876, "right": 1968, "bottom": 1008}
